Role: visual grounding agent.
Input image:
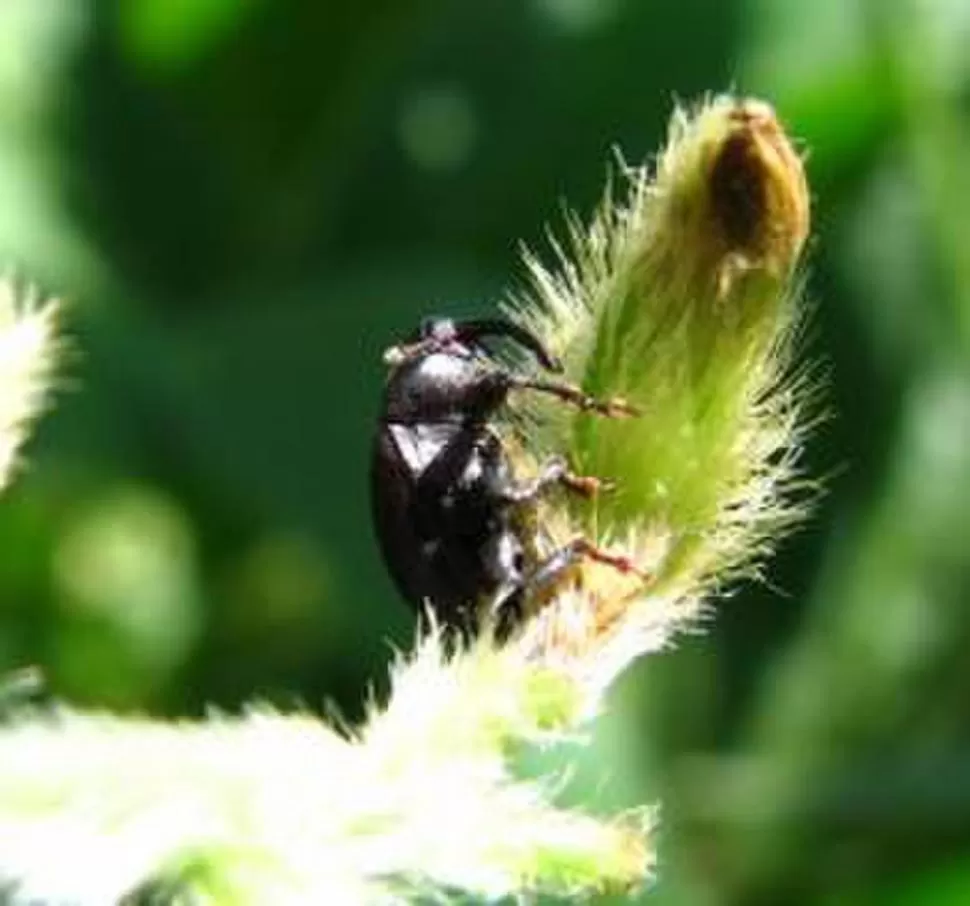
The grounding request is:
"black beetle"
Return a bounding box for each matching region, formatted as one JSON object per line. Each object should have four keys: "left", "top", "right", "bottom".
{"left": 371, "top": 316, "right": 639, "bottom": 638}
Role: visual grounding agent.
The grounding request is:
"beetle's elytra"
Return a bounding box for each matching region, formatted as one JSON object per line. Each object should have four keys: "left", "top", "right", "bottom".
{"left": 370, "top": 316, "right": 639, "bottom": 639}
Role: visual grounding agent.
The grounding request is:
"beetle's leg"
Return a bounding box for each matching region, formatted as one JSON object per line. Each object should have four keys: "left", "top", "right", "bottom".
{"left": 383, "top": 336, "right": 459, "bottom": 367}
{"left": 489, "top": 455, "right": 609, "bottom": 504}
{"left": 414, "top": 366, "right": 632, "bottom": 423}
{"left": 382, "top": 338, "right": 432, "bottom": 366}
{"left": 570, "top": 537, "right": 649, "bottom": 576}
{"left": 509, "top": 375, "right": 640, "bottom": 418}
{"left": 525, "top": 537, "right": 647, "bottom": 597}
{"left": 486, "top": 536, "right": 649, "bottom": 638}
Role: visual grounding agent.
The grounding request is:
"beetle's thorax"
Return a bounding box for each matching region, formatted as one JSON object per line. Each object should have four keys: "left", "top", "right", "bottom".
{"left": 382, "top": 349, "right": 505, "bottom": 424}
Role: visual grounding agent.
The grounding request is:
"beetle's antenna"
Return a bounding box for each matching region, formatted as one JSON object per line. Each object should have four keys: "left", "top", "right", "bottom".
{"left": 454, "top": 318, "right": 564, "bottom": 373}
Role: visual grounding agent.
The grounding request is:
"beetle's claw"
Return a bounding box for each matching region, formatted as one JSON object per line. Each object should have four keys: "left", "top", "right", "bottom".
{"left": 561, "top": 473, "right": 615, "bottom": 497}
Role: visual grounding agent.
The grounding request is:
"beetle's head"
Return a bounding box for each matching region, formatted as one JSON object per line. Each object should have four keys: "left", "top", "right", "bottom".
{"left": 383, "top": 317, "right": 563, "bottom": 373}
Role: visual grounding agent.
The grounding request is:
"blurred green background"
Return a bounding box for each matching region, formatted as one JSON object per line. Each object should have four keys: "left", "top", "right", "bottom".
{"left": 1, "top": 0, "right": 969, "bottom": 903}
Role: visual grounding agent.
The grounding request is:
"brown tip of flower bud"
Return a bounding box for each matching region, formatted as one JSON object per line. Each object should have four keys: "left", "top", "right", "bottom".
{"left": 706, "top": 99, "right": 810, "bottom": 294}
